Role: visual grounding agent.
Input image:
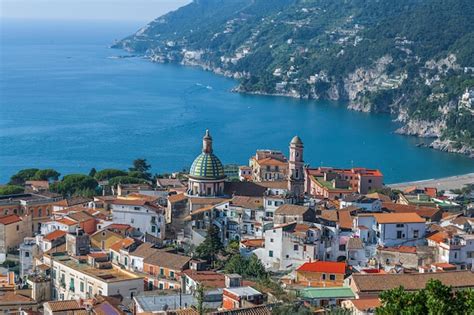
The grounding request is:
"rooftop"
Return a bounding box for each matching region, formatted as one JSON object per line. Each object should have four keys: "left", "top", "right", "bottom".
{"left": 0, "top": 214, "right": 22, "bottom": 225}
{"left": 297, "top": 261, "right": 346, "bottom": 274}
{"left": 224, "top": 286, "right": 261, "bottom": 297}
{"left": 52, "top": 255, "right": 142, "bottom": 283}
{"left": 373, "top": 212, "right": 425, "bottom": 224}
{"left": 299, "top": 287, "right": 355, "bottom": 299}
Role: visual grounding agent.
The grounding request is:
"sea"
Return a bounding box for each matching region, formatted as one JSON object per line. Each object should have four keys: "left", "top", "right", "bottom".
{"left": 1, "top": 19, "right": 473, "bottom": 183}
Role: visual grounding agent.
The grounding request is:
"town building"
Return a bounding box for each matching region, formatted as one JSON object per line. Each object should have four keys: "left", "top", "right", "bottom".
{"left": 305, "top": 168, "right": 383, "bottom": 199}
{"left": 249, "top": 150, "right": 288, "bottom": 182}
{"left": 0, "top": 214, "right": 32, "bottom": 263}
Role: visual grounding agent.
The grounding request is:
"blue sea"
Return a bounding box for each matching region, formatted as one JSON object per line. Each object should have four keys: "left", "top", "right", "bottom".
{"left": 1, "top": 19, "right": 473, "bottom": 183}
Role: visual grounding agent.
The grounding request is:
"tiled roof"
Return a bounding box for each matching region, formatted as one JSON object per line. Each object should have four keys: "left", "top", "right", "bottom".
{"left": 240, "top": 239, "right": 265, "bottom": 248}
{"left": 352, "top": 271, "right": 474, "bottom": 292}
{"left": 347, "top": 238, "right": 363, "bottom": 250}
{"left": 426, "top": 231, "right": 449, "bottom": 244}
{"left": 43, "top": 229, "right": 67, "bottom": 241}
{"left": 231, "top": 196, "right": 263, "bottom": 210}
{"left": 0, "top": 291, "right": 35, "bottom": 305}
{"left": 56, "top": 217, "right": 78, "bottom": 226}
{"left": 189, "top": 152, "right": 225, "bottom": 179}
{"left": 382, "top": 202, "right": 441, "bottom": 220}
{"left": 366, "top": 192, "right": 391, "bottom": 202}
{"left": 106, "top": 223, "right": 133, "bottom": 231}
{"left": 373, "top": 213, "right": 425, "bottom": 224}
{"left": 67, "top": 211, "right": 95, "bottom": 222}
{"left": 45, "top": 300, "right": 82, "bottom": 311}
{"left": 168, "top": 193, "right": 188, "bottom": 203}
{"left": 144, "top": 251, "right": 191, "bottom": 271}
{"left": 255, "top": 157, "right": 288, "bottom": 166}
{"left": 297, "top": 261, "right": 346, "bottom": 274}
{"left": 0, "top": 214, "right": 22, "bottom": 225}
{"left": 210, "top": 305, "right": 271, "bottom": 315}
{"left": 379, "top": 246, "right": 417, "bottom": 254}
{"left": 275, "top": 204, "right": 310, "bottom": 215}
{"left": 110, "top": 237, "right": 136, "bottom": 252}
{"left": 131, "top": 242, "right": 156, "bottom": 258}
{"left": 350, "top": 298, "right": 381, "bottom": 311}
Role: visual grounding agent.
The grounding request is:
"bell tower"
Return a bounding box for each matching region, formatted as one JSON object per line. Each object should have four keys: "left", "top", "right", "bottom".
{"left": 288, "top": 136, "right": 304, "bottom": 198}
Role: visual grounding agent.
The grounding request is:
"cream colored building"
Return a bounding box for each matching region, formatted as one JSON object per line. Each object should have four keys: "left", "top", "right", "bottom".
{"left": 49, "top": 253, "right": 143, "bottom": 302}
{"left": 0, "top": 214, "right": 32, "bottom": 263}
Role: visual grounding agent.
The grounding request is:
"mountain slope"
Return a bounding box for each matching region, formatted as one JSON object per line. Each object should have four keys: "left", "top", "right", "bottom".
{"left": 114, "top": 0, "right": 474, "bottom": 156}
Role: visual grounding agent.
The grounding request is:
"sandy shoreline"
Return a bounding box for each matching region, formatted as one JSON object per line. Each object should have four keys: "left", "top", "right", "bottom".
{"left": 388, "top": 172, "right": 474, "bottom": 191}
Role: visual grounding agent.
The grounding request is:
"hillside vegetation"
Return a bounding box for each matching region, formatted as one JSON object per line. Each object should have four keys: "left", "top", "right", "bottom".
{"left": 115, "top": 0, "right": 474, "bottom": 156}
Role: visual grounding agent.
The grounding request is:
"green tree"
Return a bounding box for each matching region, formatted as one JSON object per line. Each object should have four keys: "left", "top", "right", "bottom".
{"left": 0, "top": 185, "right": 24, "bottom": 196}
{"left": 129, "top": 158, "right": 152, "bottom": 180}
{"left": 272, "top": 303, "right": 312, "bottom": 315}
{"left": 50, "top": 174, "right": 98, "bottom": 197}
{"left": 9, "top": 168, "right": 39, "bottom": 185}
{"left": 247, "top": 254, "right": 267, "bottom": 279}
{"left": 31, "top": 169, "right": 60, "bottom": 181}
{"left": 195, "top": 225, "right": 223, "bottom": 266}
{"left": 94, "top": 169, "right": 128, "bottom": 181}
{"left": 88, "top": 168, "right": 97, "bottom": 177}
{"left": 108, "top": 176, "right": 148, "bottom": 186}
{"left": 196, "top": 284, "right": 205, "bottom": 315}
{"left": 376, "top": 279, "right": 474, "bottom": 314}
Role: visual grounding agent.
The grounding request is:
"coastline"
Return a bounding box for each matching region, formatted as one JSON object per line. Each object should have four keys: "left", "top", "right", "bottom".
{"left": 388, "top": 172, "right": 474, "bottom": 191}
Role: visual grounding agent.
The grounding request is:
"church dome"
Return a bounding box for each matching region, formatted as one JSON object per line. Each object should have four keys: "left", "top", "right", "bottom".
{"left": 189, "top": 130, "right": 225, "bottom": 180}
{"left": 189, "top": 152, "right": 225, "bottom": 179}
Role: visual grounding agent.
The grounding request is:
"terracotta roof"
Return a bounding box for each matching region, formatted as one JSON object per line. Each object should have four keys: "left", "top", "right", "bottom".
{"left": 352, "top": 271, "right": 474, "bottom": 293}
{"left": 88, "top": 252, "right": 108, "bottom": 259}
{"left": 231, "top": 196, "right": 263, "bottom": 210}
{"left": 210, "top": 305, "right": 271, "bottom": 315}
{"left": 56, "top": 217, "right": 78, "bottom": 226}
{"left": 256, "top": 181, "right": 288, "bottom": 190}
{"left": 144, "top": 251, "right": 191, "bottom": 270}
{"left": 45, "top": 300, "right": 82, "bottom": 312}
{"left": 168, "top": 193, "right": 188, "bottom": 203}
{"left": 275, "top": 204, "right": 310, "bottom": 215}
{"left": 427, "top": 231, "right": 449, "bottom": 244}
{"left": 131, "top": 242, "right": 156, "bottom": 258}
{"left": 240, "top": 239, "right": 265, "bottom": 248}
{"left": 0, "top": 214, "right": 22, "bottom": 225}
{"left": 44, "top": 229, "right": 67, "bottom": 241}
{"left": 255, "top": 157, "right": 288, "bottom": 166}
{"left": 382, "top": 202, "right": 442, "bottom": 220}
{"left": 67, "top": 211, "right": 95, "bottom": 222}
{"left": 0, "top": 291, "right": 35, "bottom": 305}
{"left": 366, "top": 192, "right": 391, "bottom": 202}
{"left": 297, "top": 261, "right": 346, "bottom": 274}
{"left": 188, "top": 197, "right": 229, "bottom": 205}
{"left": 106, "top": 223, "right": 133, "bottom": 231}
{"left": 432, "top": 262, "right": 457, "bottom": 270}
{"left": 373, "top": 213, "right": 425, "bottom": 224}
{"left": 338, "top": 210, "right": 353, "bottom": 229}
{"left": 110, "top": 237, "right": 136, "bottom": 252}
{"left": 350, "top": 298, "right": 381, "bottom": 311}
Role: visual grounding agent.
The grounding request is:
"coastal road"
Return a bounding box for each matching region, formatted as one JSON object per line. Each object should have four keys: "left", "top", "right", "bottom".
{"left": 388, "top": 173, "right": 474, "bottom": 191}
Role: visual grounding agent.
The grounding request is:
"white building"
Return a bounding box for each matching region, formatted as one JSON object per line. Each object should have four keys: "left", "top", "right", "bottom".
{"left": 371, "top": 213, "right": 426, "bottom": 247}
{"left": 110, "top": 199, "right": 166, "bottom": 240}
{"left": 256, "top": 222, "right": 321, "bottom": 271}
{"left": 427, "top": 231, "right": 474, "bottom": 270}
{"left": 19, "top": 237, "right": 39, "bottom": 279}
{"left": 49, "top": 253, "right": 143, "bottom": 302}
{"left": 339, "top": 195, "right": 382, "bottom": 212}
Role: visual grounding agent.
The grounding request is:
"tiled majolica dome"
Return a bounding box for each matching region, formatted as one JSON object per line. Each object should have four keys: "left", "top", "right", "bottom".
{"left": 189, "top": 152, "right": 225, "bottom": 179}
{"left": 189, "top": 129, "right": 225, "bottom": 180}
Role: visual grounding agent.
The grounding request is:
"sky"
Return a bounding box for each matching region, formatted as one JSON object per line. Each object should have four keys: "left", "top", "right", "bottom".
{"left": 0, "top": 0, "right": 191, "bottom": 22}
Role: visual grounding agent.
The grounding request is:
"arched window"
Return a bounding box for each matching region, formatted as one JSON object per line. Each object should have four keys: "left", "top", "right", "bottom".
{"left": 38, "top": 208, "right": 42, "bottom": 217}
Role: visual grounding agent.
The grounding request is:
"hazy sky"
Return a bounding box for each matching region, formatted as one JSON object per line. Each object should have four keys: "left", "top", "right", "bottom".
{"left": 1, "top": 0, "right": 191, "bottom": 22}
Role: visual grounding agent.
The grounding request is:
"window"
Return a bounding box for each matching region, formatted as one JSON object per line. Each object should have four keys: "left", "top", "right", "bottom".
{"left": 170, "top": 271, "right": 175, "bottom": 278}
{"left": 396, "top": 224, "right": 404, "bottom": 228}
{"left": 293, "top": 244, "right": 299, "bottom": 251}
{"left": 339, "top": 244, "right": 346, "bottom": 251}
{"left": 38, "top": 208, "right": 42, "bottom": 217}
{"left": 24, "top": 252, "right": 29, "bottom": 258}
{"left": 160, "top": 268, "right": 164, "bottom": 276}
{"left": 413, "top": 230, "right": 419, "bottom": 238}
{"left": 151, "top": 226, "right": 156, "bottom": 233}
{"left": 16, "top": 225, "right": 19, "bottom": 231}
{"left": 397, "top": 231, "right": 403, "bottom": 239}
{"left": 329, "top": 274, "right": 336, "bottom": 281}
{"left": 131, "top": 218, "right": 134, "bottom": 224}
{"left": 368, "top": 179, "right": 372, "bottom": 183}
{"left": 267, "top": 200, "right": 272, "bottom": 206}
{"left": 207, "top": 187, "right": 212, "bottom": 195}
{"left": 80, "top": 282, "right": 84, "bottom": 292}
{"left": 270, "top": 239, "right": 274, "bottom": 243}
{"left": 134, "top": 207, "right": 140, "bottom": 210}
{"left": 322, "top": 273, "right": 326, "bottom": 280}
{"left": 269, "top": 250, "right": 273, "bottom": 257}
{"left": 69, "top": 278, "right": 75, "bottom": 292}
{"left": 124, "top": 257, "right": 128, "bottom": 266}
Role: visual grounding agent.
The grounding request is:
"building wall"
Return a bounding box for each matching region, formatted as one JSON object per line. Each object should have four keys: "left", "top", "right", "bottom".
{"left": 295, "top": 271, "right": 345, "bottom": 287}
{"left": 378, "top": 222, "right": 426, "bottom": 247}
{"left": 0, "top": 216, "right": 32, "bottom": 263}
{"left": 111, "top": 204, "right": 165, "bottom": 239}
